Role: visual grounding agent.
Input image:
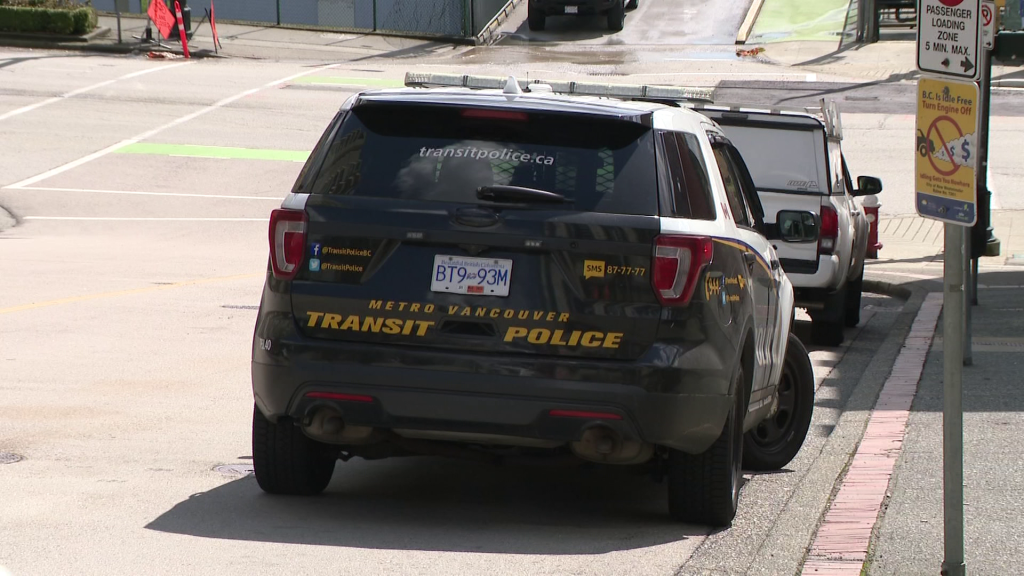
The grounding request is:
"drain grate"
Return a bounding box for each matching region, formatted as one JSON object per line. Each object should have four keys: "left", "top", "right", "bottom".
{"left": 214, "top": 464, "right": 254, "bottom": 477}
{"left": 0, "top": 451, "right": 23, "bottom": 464}
{"left": 221, "top": 305, "right": 259, "bottom": 310}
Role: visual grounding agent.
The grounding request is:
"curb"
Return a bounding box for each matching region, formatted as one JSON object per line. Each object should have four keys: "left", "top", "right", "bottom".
{"left": 863, "top": 279, "right": 914, "bottom": 301}
{"left": 736, "top": 0, "right": 766, "bottom": 44}
{"left": 0, "top": 36, "right": 222, "bottom": 58}
{"left": 0, "top": 26, "right": 110, "bottom": 44}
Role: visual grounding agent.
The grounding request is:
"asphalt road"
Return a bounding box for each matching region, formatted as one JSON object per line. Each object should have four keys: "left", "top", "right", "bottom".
{"left": 0, "top": 48, "right": 922, "bottom": 575}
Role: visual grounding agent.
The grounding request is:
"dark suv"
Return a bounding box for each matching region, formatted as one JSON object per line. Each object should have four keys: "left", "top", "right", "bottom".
{"left": 528, "top": 0, "right": 636, "bottom": 32}
{"left": 250, "top": 74, "right": 812, "bottom": 527}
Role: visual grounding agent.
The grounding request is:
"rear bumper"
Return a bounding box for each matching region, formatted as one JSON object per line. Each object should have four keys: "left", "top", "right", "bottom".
{"left": 530, "top": 0, "right": 618, "bottom": 15}
{"left": 786, "top": 255, "right": 843, "bottom": 304}
{"left": 252, "top": 321, "right": 735, "bottom": 454}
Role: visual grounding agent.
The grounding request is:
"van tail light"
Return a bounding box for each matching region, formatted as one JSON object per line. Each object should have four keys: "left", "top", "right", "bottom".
{"left": 269, "top": 208, "right": 307, "bottom": 280}
{"left": 818, "top": 206, "right": 839, "bottom": 255}
{"left": 653, "top": 235, "right": 713, "bottom": 306}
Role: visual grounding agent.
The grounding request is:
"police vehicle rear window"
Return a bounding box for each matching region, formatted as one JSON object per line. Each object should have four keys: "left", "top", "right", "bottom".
{"left": 304, "top": 103, "right": 659, "bottom": 216}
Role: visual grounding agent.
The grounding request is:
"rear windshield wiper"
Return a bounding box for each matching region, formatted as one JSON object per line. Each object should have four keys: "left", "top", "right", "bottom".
{"left": 477, "top": 185, "right": 572, "bottom": 205}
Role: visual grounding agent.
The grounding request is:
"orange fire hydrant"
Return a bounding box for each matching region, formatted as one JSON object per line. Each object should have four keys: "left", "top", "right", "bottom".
{"left": 862, "top": 195, "right": 882, "bottom": 259}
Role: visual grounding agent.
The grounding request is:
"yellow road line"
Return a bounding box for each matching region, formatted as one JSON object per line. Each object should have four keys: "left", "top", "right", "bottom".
{"left": 0, "top": 273, "right": 263, "bottom": 315}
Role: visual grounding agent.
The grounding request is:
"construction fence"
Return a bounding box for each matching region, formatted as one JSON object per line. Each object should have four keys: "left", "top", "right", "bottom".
{"left": 94, "top": 0, "right": 513, "bottom": 39}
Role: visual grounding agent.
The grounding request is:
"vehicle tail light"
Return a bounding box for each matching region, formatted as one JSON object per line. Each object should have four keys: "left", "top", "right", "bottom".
{"left": 818, "top": 206, "right": 839, "bottom": 255}
{"left": 269, "top": 208, "right": 307, "bottom": 280}
{"left": 652, "top": 235, "right": 713, "bottom": 306}
{"left": 461, "top": 108, "right": 528, "bottom": 121}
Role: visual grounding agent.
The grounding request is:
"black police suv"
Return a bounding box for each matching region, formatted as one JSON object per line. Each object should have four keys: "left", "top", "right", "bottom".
{"left": 250, "top": 75, "right": 814, "bottom": 527}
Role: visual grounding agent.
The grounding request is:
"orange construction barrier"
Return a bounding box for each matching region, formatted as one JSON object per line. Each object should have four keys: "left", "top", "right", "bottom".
{"left": 174, "top": 0, "right": 190, "bottom": 58}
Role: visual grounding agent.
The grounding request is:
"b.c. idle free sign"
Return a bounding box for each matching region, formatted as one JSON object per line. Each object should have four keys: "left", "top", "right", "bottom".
{"left": 916, "top": 76, "right": 980, "bottom": 226}
{"left": 918, "top": 0, "right": 982, "bottom": 81}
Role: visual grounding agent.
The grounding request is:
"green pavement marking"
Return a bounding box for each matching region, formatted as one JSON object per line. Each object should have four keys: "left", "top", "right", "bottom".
{"left": 748, "top": 0, "right": 849, "bottom": 43}
{"left": 290, "top": 76, "right": 405, "bottom": 87}
{"left": 115, "top": 143, "right": 310, "bottom": 162}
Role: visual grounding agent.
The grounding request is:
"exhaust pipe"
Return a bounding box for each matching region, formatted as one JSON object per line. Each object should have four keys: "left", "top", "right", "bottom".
{"left": 302, "top": 407, "right": 380, "bottom": 445}
{"left": 570, "top": 426, "right": 653, "bottom": 465}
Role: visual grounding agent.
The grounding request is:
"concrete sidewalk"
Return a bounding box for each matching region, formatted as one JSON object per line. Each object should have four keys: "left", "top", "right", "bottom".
{"left": 868, "top": 270, "right": 1024, "bottom": 575}
{"left": 802, "top": 209, "right": 1024, "bottom": 575}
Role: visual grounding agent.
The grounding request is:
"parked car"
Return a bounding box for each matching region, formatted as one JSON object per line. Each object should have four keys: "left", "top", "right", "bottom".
{"left": 528, "top": 0, "right": 637, "bottom": 32}
{"left": 695, "top": 101, "right": 883, "bottom": 346}
{"left": 250, "top": 73, "right": 815, "bottom": 527}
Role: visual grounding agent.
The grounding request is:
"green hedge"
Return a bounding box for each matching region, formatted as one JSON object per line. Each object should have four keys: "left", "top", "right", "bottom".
{"left": 0, "top": 5, "right": 96, "bottom": 35}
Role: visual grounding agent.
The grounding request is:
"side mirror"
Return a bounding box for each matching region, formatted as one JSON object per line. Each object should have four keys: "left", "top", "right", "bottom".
{"left": 775, "top": 210, "right": 819, "bottom": 243}
{"left": 854, "top": 176, "right": 883, "bottom": 197}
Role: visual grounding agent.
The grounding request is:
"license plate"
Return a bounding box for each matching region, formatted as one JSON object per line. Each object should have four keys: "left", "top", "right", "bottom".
{"left": 565, "top": 5, "right": 578, "bottom": 13}
{"left": 431, "top": 255, "right": 513, "bottom": 297}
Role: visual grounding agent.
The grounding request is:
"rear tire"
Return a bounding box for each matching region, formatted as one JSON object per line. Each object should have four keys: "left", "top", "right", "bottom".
{"left": 626, "top": 0, "right": 638, "bottom": 9}
{"left": 252, "top": 405, "right": 337, "bottom": 496}
{"left": 607, "top": 0, "right": 625, "bottom": 31}
{"left": 667, "top": 369, "right": 744, "bottom": 527}
{"left": 528, "top": 6, "right": 546, "bottom": 31}
{"left": 810, "top": 286, "right": 847, "bottom": 347}
{"left": 844, "top": 276, "right": 863, "bottom": 328}
{"left": 743, "top": 334, "right": 814, "bottom": 471}
{"left": 811, "top": 318, "right": 844, "bottom": 347}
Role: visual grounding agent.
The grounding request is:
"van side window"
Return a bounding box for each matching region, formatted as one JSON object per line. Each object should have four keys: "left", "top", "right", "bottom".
{"left": 828, "top": 140, "right": 845, "bottom": 195}
{"left": 712, "top": 143, "right": 755, "bottom": 228}
{"left": 657, "top": 131, "right": 715, "bottom": 220}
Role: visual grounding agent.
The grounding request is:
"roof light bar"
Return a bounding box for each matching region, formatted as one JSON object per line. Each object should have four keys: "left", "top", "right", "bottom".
{"left": 403, "top": 72, "right": 716, "bottom": 103}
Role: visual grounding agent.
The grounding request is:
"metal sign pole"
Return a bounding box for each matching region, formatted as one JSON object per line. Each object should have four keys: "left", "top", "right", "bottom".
{"left": 964, "top": 231, "right": 973, "bottom": 366}
{"left": 942, "top": 224, "right": 967, "bottom": 576}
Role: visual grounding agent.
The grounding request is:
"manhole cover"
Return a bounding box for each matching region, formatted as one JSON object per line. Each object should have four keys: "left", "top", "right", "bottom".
{"left": 0, "top": 452, "right": 23, "bottom": 464}
{"left": 214, "top": 464, "right": 254, "bottom": 477}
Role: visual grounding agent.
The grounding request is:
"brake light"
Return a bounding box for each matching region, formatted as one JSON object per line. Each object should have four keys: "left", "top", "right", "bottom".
{"left": 269, "top": 208, "right": 307, "bottom": 280}
{"left": 819, "top": 206, "right": 838, "bottom": 255}
{"left": 652, "top": 235, "right": 713, "bottom": 306}
{"left": 461, "top": 108, "right": 528, "bottom": 121}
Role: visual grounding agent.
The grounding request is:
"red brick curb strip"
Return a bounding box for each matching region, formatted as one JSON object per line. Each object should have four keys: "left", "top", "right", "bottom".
{"left": 801, "top": 292, "right": 943, "bottom": 576}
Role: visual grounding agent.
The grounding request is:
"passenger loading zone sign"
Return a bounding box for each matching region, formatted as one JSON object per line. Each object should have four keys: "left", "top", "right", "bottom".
{"left": 916, "top": 76, "right": 980, "bottom": 226}
{"left": 918, "top": 0, "right": 982, "bottom": 81}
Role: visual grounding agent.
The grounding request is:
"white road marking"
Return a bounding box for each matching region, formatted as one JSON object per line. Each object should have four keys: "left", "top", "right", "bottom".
{"left": 10, "top": 186, "right": 284, "bottom": 201}
{"left": 23, "top": 217, "right": 268, "bottom": 221}
{"left": 5, "top": 64, "right": 338, "bottom": 190}
{"left": 0, "top": 62, "right": 193, "bottom": 122}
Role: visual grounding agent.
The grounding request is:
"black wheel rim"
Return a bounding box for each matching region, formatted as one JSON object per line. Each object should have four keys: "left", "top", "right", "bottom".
{"left": 751, "top": 355, "right": 801, "bottom": 452}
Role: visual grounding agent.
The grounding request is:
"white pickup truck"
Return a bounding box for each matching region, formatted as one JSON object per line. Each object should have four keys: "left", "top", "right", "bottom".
{"left": 695, "top": 101, "right": 883, "bottom": 346}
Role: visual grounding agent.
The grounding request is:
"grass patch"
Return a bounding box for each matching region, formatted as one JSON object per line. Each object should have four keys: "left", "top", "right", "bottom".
{"left": 0, "top": 0, "right": 97, "bottom": 35}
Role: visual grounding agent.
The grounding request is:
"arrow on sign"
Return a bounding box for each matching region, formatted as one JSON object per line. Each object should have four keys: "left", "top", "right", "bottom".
{"left": 961, "top": 57, "right": 975, "bottom": 73}
{"left": 942, "top": 58, "right": 951, "bottom": 68}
